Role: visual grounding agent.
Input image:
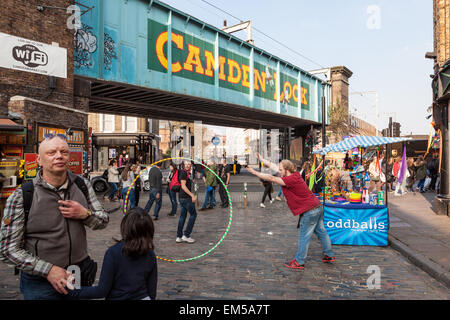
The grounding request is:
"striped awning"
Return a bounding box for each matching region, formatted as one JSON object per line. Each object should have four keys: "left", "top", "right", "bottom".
{"left": 313, "top": 136, "right": 412, "bottom": 155}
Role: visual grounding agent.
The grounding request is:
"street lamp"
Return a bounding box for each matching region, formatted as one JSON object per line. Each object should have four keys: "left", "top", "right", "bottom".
{"left": 350, "top": 91, "right": 379, "bottom": 136}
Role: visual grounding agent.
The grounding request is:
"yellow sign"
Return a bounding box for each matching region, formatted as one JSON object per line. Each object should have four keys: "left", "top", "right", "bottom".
{"left": 0, "top": 161, "right": 17, "bottom": 168}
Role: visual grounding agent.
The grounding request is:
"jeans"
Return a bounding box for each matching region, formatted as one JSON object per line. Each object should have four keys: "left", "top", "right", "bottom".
{"left": 144, "top": 188, "right": 162, "bottom": 218}
{"left": 202, "top": 186, "right": 216, "bottom": 208}
{"left": 294, "top": 206, "right": 334, "bottom": 265}
{"left": 20, "top": 272, "right": 69, "bottom": 300}
{"left": 122, "top": 187, "right": 136, "bottom": 213}
{"left": 108, "top": 182, "right": 118, "bottom": 199}
{"left": 417, "top": 179, "right": 425, "bottom": 192}
{"left": 177, "top": 198, "right": 197, "bottom": 238}
{"left": 168, "top": 188, "right": 178, "bottom": 215}
{"left": 277, "top": 188, "right": 283, "bottom": 198}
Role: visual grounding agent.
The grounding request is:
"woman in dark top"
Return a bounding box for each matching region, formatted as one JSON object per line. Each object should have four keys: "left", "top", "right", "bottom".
{"left": 260, "top": 178, "right": 274, "bottom": 208}
{"left": 68, "top": 207, "right": 157, "bottom": 300}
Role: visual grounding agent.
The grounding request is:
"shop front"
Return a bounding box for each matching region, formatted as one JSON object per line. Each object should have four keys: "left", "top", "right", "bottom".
{"left": 313, "top": 135, "right": 412, "bottom": 247}
{"left": 0, "top": 118, "right": 25, "bottom": 218}
{"left": 92, "top": 133, "right": 156, "bottom": 172}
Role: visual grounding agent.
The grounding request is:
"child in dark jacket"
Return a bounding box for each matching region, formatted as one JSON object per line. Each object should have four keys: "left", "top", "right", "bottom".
{"left": 68, "top": 207, "right": 157, "bottom": 300}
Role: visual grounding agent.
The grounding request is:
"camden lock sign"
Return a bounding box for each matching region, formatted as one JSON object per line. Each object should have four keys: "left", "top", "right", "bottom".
{"left": 148, "top": 20, "right": 310, "bottom": 110}
{"left": 0, "top": 32, "right": 67, "bottom": 78}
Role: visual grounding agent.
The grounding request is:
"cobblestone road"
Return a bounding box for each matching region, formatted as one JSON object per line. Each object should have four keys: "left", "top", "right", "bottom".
{"left": 1, "top": 190, "right": 449, "bottom": 300}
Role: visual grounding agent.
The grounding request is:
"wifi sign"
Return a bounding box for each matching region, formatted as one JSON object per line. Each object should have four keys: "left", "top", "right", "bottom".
{"left": 12, "top": 44, "right": 48, "bottom": 68}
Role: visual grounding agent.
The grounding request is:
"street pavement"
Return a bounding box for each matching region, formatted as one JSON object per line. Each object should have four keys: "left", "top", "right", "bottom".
{"left": 388, "top": 191, "right": 450, "bottom": 288}
{"left": 1, "top": 175, "right": 449, "bottom": 300}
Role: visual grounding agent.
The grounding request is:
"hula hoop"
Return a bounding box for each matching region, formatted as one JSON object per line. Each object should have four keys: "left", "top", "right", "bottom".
{"left": 123, "top": 157, "right": 233, "bottom": 263}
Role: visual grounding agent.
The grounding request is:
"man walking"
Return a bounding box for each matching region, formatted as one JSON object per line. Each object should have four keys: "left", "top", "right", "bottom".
{"left": 247, "top": 153, "right": 335, "bottom": 270}
{"left": 176, "top": 161, "right": 197, "bottom": 243}
{"left": 0, "top": 135, "right": 109, "bottom": 299}
{"left": 144, "top": 162, "right": 163, "bottom": 220}
{"left": 200, "top": 159, "right": 217, "bottom": 211}
{"left": 218, "top": 158, "right": 231, "bottom": 208}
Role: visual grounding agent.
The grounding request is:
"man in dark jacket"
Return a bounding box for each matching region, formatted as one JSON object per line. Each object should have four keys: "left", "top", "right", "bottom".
{"left": 217, "top": 158, "right": 231, "bottom": 208}
{"left": 427, "top": 153, "right": 439, "bottom": 192}
{"left": 144, "top": 162, "right": 163, "bottom": 220}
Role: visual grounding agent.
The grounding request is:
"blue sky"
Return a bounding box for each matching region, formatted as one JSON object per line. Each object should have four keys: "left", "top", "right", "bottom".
{"left": 160, "top": 0, "right": 434, "bottom": 135}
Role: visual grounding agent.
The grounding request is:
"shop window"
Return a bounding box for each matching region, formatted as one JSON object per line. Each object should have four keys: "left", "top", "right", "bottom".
{"left": 100, "top": 114, "right": 115, "bottom": 133}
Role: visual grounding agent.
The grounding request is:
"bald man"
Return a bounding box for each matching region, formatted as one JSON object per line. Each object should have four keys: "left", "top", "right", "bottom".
{"left": 0, "top": 135, "right": 109, "bottom": 300}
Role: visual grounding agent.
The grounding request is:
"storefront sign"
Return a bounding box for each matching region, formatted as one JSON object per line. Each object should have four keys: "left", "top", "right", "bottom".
{"left": 0, "top": 130, "right": 27, "bottom": 145}
{"left": 38, "top": 126, "right": 84, "bottom": 144}
{"left": 324, "top": 204, "right": 389, "bottom": 246}
{"left": 2, "top": 146, "right": 23, "bottom": 158}
{"left": 0, "top": 161, "right": 17, "bottom": 168}
{"left": 24, "top": 153, "right": 39, "bottom": 179}
{"left": 149, "top": 20, "right": 311, "bottom": 111}
{"left": 0, "top": 32, "right": 67, "bottom": 78}
{"left": 69, "top": 152, "right": 83, "bottom": 175}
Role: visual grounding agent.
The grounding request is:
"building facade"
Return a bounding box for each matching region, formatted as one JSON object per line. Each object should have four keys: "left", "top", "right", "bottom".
{"left": 431, "top": 0, "right": 450, "bottom": 215}
{"left": 89, "top": 113, "right": 158, "bottom": 172}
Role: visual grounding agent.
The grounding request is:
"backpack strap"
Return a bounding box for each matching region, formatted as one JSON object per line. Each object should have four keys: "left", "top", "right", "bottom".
{"left": 21, "top": 181, "right": 35, "bottom": 227}
{"left": 74, "top": 176, "right": 90, "bottom": 201}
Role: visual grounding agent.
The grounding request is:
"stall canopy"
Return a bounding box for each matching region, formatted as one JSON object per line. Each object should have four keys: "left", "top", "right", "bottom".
{"left": 313, "top": 136, "right": 412, "bottom": 155}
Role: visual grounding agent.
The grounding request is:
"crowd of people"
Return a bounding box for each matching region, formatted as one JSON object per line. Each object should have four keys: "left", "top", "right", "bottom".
{"left": 305, "top": 150, "right": 442, "bottom": 198}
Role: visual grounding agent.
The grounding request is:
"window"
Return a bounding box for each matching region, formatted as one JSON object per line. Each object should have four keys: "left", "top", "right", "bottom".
{"left": 124, "top": 116, "right": 138, "bottom": 132}
{"left": 100, "top": 114, "right": 115, "bottom": 132}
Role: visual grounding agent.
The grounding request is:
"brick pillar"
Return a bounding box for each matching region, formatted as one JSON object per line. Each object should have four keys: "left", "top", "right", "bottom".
{"left": 330, "top": 66, "right": 353, "bottom": 114}
{"left": 328, "top": 66, "right": 353, "bottom": 142}
{"left": 434, "top": 0, "right": 450, "bottom": 66}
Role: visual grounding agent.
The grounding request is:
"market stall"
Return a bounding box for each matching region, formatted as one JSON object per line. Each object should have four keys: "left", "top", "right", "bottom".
{"left": 313, "top": 135, "right": 412, "bottom": 246}
{"left": 0, "top": 119, "right": 26, "bottom": 219}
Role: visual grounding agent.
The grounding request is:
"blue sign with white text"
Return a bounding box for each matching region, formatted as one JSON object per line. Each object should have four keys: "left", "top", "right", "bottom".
{"left": 211, "top": 136, "right": 220, "bottom": 146}
{"left": 324, "top": 204, "right": 389, "bottom": 246}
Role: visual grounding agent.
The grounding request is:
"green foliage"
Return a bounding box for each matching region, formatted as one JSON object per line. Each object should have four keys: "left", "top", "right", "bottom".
{"left": 327, "top": 99, "right": 348, "bottom": 140}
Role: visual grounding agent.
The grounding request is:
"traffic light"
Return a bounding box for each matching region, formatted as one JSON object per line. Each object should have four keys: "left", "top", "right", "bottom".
{"left": 305, "top": 131, "right": 313, "bottom": 147}
{"left": 314, "top": 129, "right": 321, "bottom": 146}
{"left": 392, "top": 122, "right": 401, "bottom": 137}
{"left": 382, "top": 128, "right": 389, "bottom": 137}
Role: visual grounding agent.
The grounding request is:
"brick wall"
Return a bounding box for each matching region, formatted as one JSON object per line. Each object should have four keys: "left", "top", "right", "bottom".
{"left": 0, "top": 0, "right": 76, "bottom": 116}
{"left": 434, "top": 0, "right": 450, "bottom": 66}
{"left": 8, "top": 97, "right": 88, "bottom": 153}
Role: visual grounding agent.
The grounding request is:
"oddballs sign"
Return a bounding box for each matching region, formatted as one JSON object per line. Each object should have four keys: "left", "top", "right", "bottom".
{"left": 324, "top": 204, "right": 389, "bottom": 246}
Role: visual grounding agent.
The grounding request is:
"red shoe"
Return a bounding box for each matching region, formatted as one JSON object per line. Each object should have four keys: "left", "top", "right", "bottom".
{"left": 322, "top": 255, "right": 336, "bottom": 263}
{"left": 284, "top": 259, "right": 305, "bottom": 270}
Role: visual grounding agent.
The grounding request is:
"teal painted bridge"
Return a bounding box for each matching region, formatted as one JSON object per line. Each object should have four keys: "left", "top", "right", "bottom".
{"left": 74, "top": 0, "right": 330, "bottom": 129}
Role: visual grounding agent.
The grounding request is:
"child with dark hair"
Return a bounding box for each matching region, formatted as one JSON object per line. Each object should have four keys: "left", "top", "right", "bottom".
{"left": 68, "top": 207, "right": 157, "bottom": 300}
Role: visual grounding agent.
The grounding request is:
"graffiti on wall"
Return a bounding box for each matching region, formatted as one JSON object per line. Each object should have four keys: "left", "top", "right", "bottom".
{"left": 74, "top": 24, "right": 97, "bottom": 69}
{"left": 73, "top": 23, "right": 117, "bottom": 70}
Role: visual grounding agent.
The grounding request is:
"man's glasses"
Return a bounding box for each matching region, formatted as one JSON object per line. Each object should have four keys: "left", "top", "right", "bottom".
{"left": 43, "top": 133, "right": 67, "bottom": 140}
